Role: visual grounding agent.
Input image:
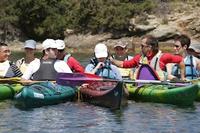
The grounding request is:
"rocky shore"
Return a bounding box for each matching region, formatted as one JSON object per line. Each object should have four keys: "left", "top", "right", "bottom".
{"left": 5, "top": 1, "right": 200, "bottom": 53}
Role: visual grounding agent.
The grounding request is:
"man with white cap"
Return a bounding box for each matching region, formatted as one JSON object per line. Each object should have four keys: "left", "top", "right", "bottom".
{"left": 21, "top": 39, "right": 72, "bottom": 81}
{"left": 56, "top": 39, "right": 84, "bottom": 72}
{"left": 16, "top": 39, "right": 38, "bottom": 74}
{"left": 111, "top": 41, "right": 134, "bottom": 79}
{"left": 85, "top": 43, "right": 122, "bottom": 80}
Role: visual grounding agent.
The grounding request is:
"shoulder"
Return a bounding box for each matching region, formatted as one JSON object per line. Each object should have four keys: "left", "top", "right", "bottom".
{"left": 162, "top": 53, "right": 182, "bottom": 59}
{"left": 28, "top": 58, "right": 40, "bottom": 67}
{"left": 16, "top": 58, "right": 25, "bottom": 64}
{"left": 55, "top": 59, "right": 67, "bottom": 65}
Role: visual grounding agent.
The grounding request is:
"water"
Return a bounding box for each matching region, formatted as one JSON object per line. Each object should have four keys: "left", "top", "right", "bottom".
{"left": 1, "top": 100, "right": 200, "bottom": 133}
{"left": 1, "top": 52, "right": 200, "bottom": 133}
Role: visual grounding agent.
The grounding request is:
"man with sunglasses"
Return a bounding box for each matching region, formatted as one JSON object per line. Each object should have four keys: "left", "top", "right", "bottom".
{"left": 56, "top": 39, "right": 84, "bottom": 73}
{"left": 21, "top": 39, "right": 72, "bottom": 81}
{"left": 110, "top": 35, "right": 186, "bottom": 81}
{"left": 0, "top": 42, "right": 23, "bottom": 78}
{"left": 168, "top": 34, "right": 200, "bottom": 80}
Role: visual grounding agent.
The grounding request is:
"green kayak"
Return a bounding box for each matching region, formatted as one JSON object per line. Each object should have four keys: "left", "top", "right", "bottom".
{"left": 127, "top": 83, "right": 199, "bottom": 106}
{"left": 15, "top": 82, "right": 76, "bottom": 108}
{"left": 0, "top": 84, "right": 23, "bottom": 100}
{"left": 191, "top": 79, "right": 200, "bottom": 101}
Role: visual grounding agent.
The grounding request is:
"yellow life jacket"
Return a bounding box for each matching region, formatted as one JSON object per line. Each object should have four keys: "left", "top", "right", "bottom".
{"left": 149, "top": 51, "right": 166, "bottom": 81}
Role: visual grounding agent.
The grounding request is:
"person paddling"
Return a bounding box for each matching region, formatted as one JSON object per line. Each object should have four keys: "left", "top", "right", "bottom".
{"left": 16, "top": 39, "right": 38, "bottom": 74}
{"left": 85, "top": 43, "right": 122, "bottom": 80}
{"left": 56, "top": 39, "right": 84, "bottom": 72}
{"left": 110, "top": 35, "right": 186, "bottom": 81}
{"left": 0, "top": 42, "right": 23, "bottom": 78}
{"left": 21, "top": 39, "right": 72, "bottom": 81}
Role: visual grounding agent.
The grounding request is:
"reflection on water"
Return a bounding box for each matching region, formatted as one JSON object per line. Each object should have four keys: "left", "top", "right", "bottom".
{"left": 1, "top": 100, "right": 200, "bottom": 133}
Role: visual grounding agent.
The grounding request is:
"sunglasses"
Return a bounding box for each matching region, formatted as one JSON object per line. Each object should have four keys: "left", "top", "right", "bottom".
{"left": 174, "top": 45, "right": 181, "bottom": 48}
{"left": 141, "top": 44, "right": 150, "bottom": 48}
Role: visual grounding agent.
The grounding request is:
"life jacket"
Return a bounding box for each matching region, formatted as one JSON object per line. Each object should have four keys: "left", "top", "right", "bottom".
{"left": 90, "top": 57, "right": 116, "bottom": 79}
{"left": 149, "top": 51, "right": 166, "bottom": 80}
{"left": 0, "top": 60, "right": 22, "bottom": 78}
{"left": 63, "top": 53, "right": 71, "bottom": 62}
{"left": 134, "top": 51, "right": 166, "bottom": 80}
{"left": 112, "top": 54, "right": 134, "bottom": 79}
{"left": 172, "top": 55, "right": 199, "bottom": 80}
{"left": 16, "top": 58, "right": 28, "bottom": 74}
{"left": 32, "top": 59, "right": 57, "bottom": 81}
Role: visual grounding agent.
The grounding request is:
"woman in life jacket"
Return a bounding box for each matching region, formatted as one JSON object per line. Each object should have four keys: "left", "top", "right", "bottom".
{"left": 85, "top": 43, "right": 122, "bottom": 80}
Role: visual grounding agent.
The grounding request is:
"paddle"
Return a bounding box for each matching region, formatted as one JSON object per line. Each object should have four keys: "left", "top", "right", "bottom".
{"left": 0, "top": 77, "right": 55, "bottom": 85}
{"left": 0, "top": 77, "right": 21, "bottom": 84}
{"left": 56, "top": 73, "right": 191, "bottom": 87}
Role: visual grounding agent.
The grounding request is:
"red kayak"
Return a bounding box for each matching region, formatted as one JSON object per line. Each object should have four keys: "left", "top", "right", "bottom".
{"left": 79, "top": 81, "right": 124, "bottom": 109}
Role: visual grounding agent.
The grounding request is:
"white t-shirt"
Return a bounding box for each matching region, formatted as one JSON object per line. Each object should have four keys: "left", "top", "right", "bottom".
{"left": 0, "top": 60, "right": 10, "bottom": 77}
{"left": 16, "top": 58, "right": 38, "bottom": 74}
{"left": 22, "top": 58, "right": 72, "bottom": 80}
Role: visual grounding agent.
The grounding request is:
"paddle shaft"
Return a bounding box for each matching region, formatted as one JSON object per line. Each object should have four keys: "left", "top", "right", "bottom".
{"left": 58, "top": 77, "right": 191, "bottom": 86}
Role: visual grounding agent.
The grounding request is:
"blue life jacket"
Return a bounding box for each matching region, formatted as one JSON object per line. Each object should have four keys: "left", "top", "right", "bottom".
{"left": 90, "top": 57, "right": 116, "bottom": 79}
{"left": 172, "top": 55, "right": 199, "bottom": 80}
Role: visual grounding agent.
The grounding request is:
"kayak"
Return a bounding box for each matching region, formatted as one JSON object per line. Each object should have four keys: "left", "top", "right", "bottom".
{"left": 15, "top": 82, "right": 76, "bottom": 108}
{"left": 79, "top": 81, "right": 124, "bottom": 109}
{"left": 127, "top": 83, "right": 199, "bottom": 106}
{"left": 191, "top": 79, "right": 200, "bottom": 101}
{"left": 0, "top": 84, "right": 23, "bottom": 100}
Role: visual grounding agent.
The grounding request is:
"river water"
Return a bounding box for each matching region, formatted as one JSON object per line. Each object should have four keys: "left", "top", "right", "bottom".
{"left": 1, "top": 52, "right": 200, "bottom": 133}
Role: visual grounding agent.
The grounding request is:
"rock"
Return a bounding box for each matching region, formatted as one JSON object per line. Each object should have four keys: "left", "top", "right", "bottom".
{"left": 149, "top": 25, "right": 179, "bottom": 40}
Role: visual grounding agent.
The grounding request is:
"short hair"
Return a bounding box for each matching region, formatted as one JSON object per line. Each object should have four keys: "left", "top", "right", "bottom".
{"left": 142, "top": 35, "right": 159, "bottom": 52}
{"left": 0, "top": 42, "right": 8, "bottom": 47}
{"left": 174, "top": 34, "right": 191, "bottom": 49}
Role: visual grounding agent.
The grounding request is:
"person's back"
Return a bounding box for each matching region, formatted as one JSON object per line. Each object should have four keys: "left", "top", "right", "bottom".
{"left": 0, "top": 42, "right": 22, "bottom": 78}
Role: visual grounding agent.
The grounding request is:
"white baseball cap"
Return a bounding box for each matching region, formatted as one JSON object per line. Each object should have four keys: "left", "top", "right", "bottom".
{"left": 55, "top": 39, "right": 65, "bottom": 50}
{"left": 24, "top": 40, "right": 36, "bottom": 49}
{"left": 94, "top": 43, "right": 108, "bottom": 58}
{"left": 42, "top": 39, "right": 57, "bottom": 49}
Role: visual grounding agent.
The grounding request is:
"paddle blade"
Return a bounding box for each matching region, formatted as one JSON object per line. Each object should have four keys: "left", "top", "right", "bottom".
{"left": 136, "top": 64, "right": 160, "bottom": 86}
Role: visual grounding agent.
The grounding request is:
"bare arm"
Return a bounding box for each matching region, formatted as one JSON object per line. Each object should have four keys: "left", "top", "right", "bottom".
{"left": 179, "top": 60, "right": 186, "bottom": 80}
{"left": 196, "top": 59, "right": 200, "bottom": 71}
{"left": 166, "top": 63, "right": 176, "bottom": 80}
{"left": 110, "top": 57, "right": 124, "bottom": 68}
